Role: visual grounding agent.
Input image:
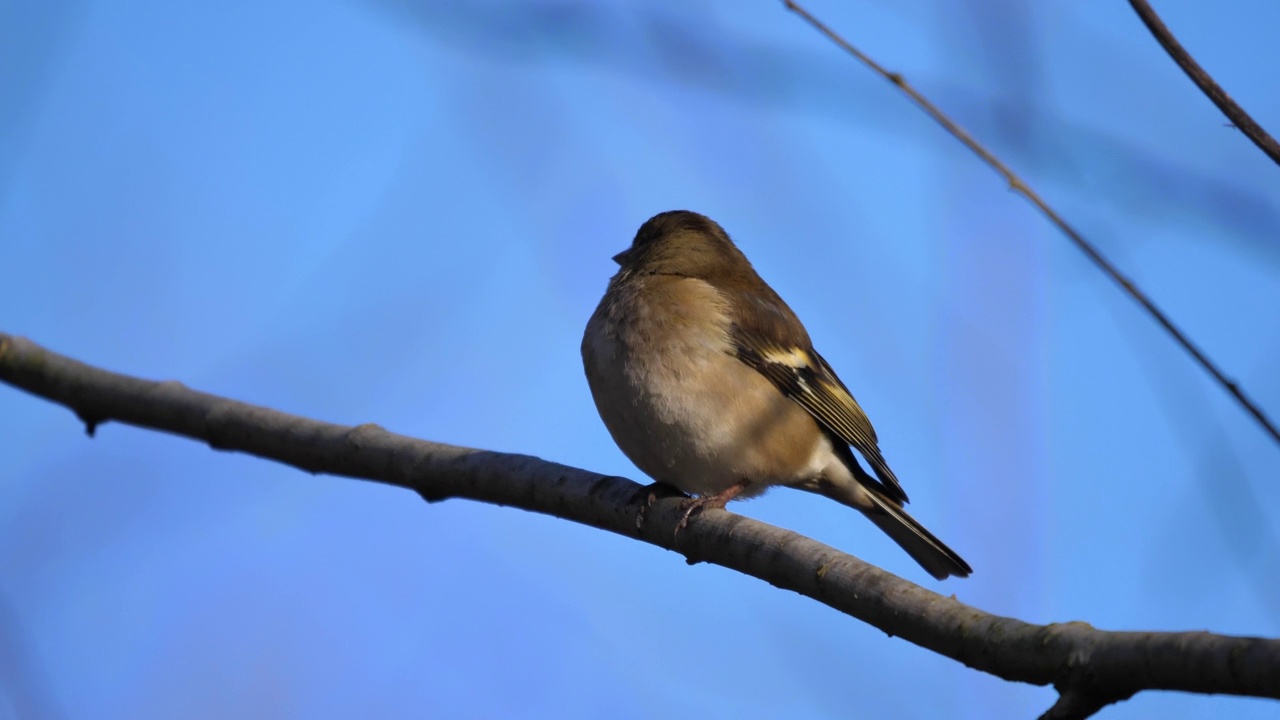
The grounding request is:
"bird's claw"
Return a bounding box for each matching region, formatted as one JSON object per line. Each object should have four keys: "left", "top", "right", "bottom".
{"left": 633, "top": 482, "right": 680, "bottom": 532}
{"left": 634, "top": 490, "right": 658, "bottom": 531}
{"left": 674, "top": 496, "right": 724, "bottom": 535}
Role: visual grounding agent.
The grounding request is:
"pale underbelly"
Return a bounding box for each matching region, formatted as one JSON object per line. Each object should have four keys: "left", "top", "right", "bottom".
{"left": 592, "top": 344, "right": 829, "bottom": 497}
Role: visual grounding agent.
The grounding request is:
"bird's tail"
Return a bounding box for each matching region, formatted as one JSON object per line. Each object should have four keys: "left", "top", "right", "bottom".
{"left": 861, "top": 487, "right": 971, "bottom": 580}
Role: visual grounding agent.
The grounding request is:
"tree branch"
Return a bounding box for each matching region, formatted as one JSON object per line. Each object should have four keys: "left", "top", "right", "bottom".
{"left": 1040, "top": 686, "right": 1128, "bottom": 720}
{"left": 1127, "top": 0, "right": 1280, "bottom": 167}
{"left": 2, "top": 334, "right": 1278, "bottom": 715}
{"left": 779, "top": 0, "right": 1280, "bottom": 450}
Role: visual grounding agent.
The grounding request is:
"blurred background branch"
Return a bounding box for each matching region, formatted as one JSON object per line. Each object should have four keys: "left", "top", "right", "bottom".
{"left": 359, "top": 1, "right": 1280, "bottom": 266}
{"left": 781, "top": 0, "right": 1280, "bottom": 448}
{"left": 1126, "top": 0, "right": 1280, "bottom": 166}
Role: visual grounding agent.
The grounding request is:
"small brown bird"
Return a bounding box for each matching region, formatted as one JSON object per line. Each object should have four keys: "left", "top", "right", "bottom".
{"left": 581, "top": 210, "right": 971, "bottom": 580}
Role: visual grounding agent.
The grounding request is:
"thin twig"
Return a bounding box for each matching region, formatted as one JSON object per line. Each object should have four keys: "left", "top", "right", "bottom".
{"left": 1127, "top": 0, "right": 1280, "bottom": 166}
{"left": 780, "top": 0, "right": 1280, "bottom": 448}
{"left": 2, "top": 333, "right": 1279, "bottom": 718}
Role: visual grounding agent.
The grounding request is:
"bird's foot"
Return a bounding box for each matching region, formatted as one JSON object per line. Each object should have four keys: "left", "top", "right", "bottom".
{"left": 675, "top": 481, "right": 749, "bottom": 534}
{"left": 633, "top": 482, "right": 684, "bottom": 532}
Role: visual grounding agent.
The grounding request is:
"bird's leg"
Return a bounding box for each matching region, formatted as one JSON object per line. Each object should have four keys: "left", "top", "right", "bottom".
{"left": 676, "top": 480, "right": 749, "bottom": 532}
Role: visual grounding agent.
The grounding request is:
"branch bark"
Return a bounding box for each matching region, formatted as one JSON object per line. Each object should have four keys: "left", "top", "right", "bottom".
{"left": 2, "top": 332, "right": 1278, "bottom": 718}
{"left": 1127, "top": 0, "right": 1280, "bottom": 167}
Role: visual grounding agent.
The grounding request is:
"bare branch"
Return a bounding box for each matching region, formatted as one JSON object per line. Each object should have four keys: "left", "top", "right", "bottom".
{"left": 1127, "top": 0, "right": 1280, "bottom": 166}
{"left": 779, "top": 0, "right": 1280, "bottom": 449}
{"left": 2, "top": 333, "right": 1278, "bottom": 715}
{"left": 1039, "top": 686, "right": 1128, "bottom": 720}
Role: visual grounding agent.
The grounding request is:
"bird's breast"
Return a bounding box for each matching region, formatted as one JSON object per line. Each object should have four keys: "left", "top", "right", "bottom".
{"left": 582, "top": 276, "right": 830, "bottom": 496}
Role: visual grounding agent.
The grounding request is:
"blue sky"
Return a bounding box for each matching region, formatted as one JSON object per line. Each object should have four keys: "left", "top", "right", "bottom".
{"left": 2, "top": 1, "right": 1279, "bottom": 718}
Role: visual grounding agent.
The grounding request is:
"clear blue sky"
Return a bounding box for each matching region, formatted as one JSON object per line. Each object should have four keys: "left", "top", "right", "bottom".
{"left": 2, "top": 1, "right": 1279, "bottom": 718}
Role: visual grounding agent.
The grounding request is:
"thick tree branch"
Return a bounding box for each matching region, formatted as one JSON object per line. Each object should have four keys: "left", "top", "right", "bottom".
{"left": 780, "top": 0, "right": 1280, "bottom": 450}
{"left": 1127, "top": 0, "right": 1280, "bottom": 167}
{"left": 2, "top": 333, "right": 1278, "bottom": 717}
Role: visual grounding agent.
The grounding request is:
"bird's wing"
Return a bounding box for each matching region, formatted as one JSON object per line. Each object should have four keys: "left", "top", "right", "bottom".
{"left": 727, "top": 290, "right": 908, "bottom": 504}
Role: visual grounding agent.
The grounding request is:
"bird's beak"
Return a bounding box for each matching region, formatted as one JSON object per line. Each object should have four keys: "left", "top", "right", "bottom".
{"left": 611, "top": 248, "right": 633, "bottom": 266}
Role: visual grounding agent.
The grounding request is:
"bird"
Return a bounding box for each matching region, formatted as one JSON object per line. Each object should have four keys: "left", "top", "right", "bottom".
{"left": 581, "top": 210, "right": 971, "bottom": 580}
